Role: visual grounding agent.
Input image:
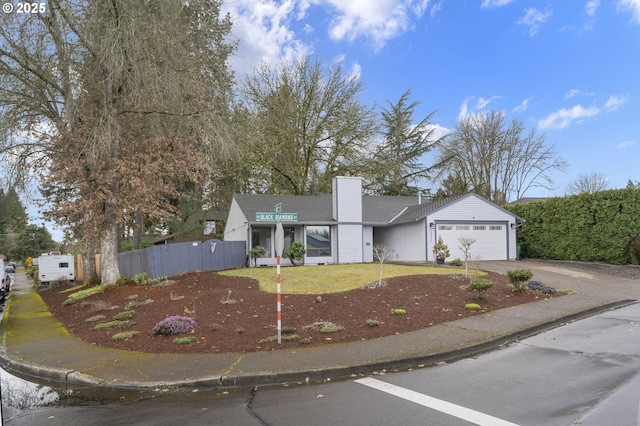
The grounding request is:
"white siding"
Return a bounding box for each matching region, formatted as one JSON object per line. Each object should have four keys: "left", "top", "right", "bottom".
{"left": 223, "top": 198, "right": 249, "bottom": 242}
{"left": 332, "top": 176, "right": 362, "bottom": 222}
{"left": 337, "top": 224, "right": 363, "bottom": 263}
{"left": 375, "top": 221, "right": 426, "bottom": 262}
{"left": 426, "top": 194, "right": 518, "bottom": 261}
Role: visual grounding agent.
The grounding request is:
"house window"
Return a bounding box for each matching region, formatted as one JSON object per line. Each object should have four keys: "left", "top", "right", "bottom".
{"left": 489, "top": 225, "right": 503, "bottom": 231}
{"left": 251, "top": 227, "right": 272, "bottom": 257}
{"left": 473, "top": 225, "right": 486, "bottom": 231}
{"left": 306, "top": 226, "right": 331, "bottom": 257}
{"left": 456, "top": 225, "right": 470, "bottom": 230}
{"left": 438, "top": 225, "right": 453, "bottom": 231}
{"left": 284, "top": 227, "right": 295, "bottom": 252}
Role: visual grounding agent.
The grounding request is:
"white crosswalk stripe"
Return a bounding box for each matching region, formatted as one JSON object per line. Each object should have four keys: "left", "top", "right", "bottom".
{"left": 355, "top": 377, "right": 520, "bottom": 426}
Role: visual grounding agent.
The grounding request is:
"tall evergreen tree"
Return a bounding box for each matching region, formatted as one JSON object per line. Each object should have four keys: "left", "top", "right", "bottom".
{"left": 364, "top": 89, "right": 448, "bottom": 196}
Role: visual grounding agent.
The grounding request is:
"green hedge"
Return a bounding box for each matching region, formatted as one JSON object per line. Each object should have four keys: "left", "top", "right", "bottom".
{"left": 506, "top": 188, "right": 640, "bottom": 265}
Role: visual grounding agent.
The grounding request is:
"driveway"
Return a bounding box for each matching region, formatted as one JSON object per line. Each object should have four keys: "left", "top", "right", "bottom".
{"left": 482, "top": 259, "right": 640, "bottom": 304}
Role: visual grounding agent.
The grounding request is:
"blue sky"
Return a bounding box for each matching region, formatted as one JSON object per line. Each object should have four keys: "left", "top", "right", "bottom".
{"left": 223, "top": 0, "right": 640, "bottom": 198}
{"left": 24, "top": 0, "right": 640, "bottom": 241}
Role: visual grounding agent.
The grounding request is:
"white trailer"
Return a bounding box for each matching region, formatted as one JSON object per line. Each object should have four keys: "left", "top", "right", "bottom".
{"left": 38, "top": 254, "right": 75, "bottom": 284}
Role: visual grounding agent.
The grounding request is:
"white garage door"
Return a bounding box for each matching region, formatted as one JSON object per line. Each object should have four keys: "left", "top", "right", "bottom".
{"left": 436, "top": 223, "right": 507, "bottom": 261}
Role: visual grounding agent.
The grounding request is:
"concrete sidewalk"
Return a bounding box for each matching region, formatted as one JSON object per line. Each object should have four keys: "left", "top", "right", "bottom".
{"left": 0, "top": 261, "right": 638, "bottom": 389}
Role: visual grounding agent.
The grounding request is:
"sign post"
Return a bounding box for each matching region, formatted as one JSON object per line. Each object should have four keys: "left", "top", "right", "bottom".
{"left": 274, "top": 222, "right": 284, "bottom": 344}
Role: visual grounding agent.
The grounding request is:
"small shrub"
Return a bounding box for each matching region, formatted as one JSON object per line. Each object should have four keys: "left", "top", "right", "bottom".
{"left": 410, "top": 295, "right": 421, "bottom": 302}
{"left": 152, "top": 315, "right": 198, "bottom": 336}
{"left": 393, "top": 309, "right": 407, "bottom": 315}
{"left": 283, "top": 241, "right": 306, "bottom": 265}
{"left": 126, "top": 299, "right": 153, "bottom": 309}
{"left": 173, "top": 336, "right": 198, "bottom": 345}
{"left": 86, "top": 315, "right": 106, "bottom": 323}
{"left": 220, "top": 289, "right": 237, "bottom": 304}
{"left": 465, "top": 303, "right": 482, "bottom": 310}
{"left": 132, "top": 272, "right": 148, "bottom": 285}
{"left": 301, "top": 337, "right": 312, "bottom": 345}
{"left": 506, "top": 269, "right": 533, "bottom": 292}
{"left": 451, "top": 258, "right": 463, "bottom": 267}
{"left": 257, "top": 336, "right": 278, "bottom": 344}
{"left": 281, "top": 325, "right": 297, "bottom": 334}
{"left": 94, "top": 320, "right": 132, "bottom": 330}
{"left": 235, "top": 327, "right": 246, "bottom": 335}
{"left": 468, "top": 279, "right": 494, "bottom": 299}
{"left": 362, "top": 280, "right": 387, "bottom": 289}
{"left": 250, "top": 246, "right": 267, "bottom": 266}
{"left": 62, "top": 286, "right": 107, "bottom": 306}
{"left": 320, "top": 325, "right": 345, "bottom": 333}
{"left": 283, "top": 334, "right": 300, "bottom": 342}
{"left": 113, "top": 310, "right": 137, "bottom": 321}
{"left": 111, "top": 331, "right": 140, "bottom": 341}
{"left": 433, "top": 236, "right": 450, "bottom": 261}
{"left": 209, "top": 323, "right": 222, "bottom": 331}
{"left": 365, "top": 319, "right": 381, "bottom": 327}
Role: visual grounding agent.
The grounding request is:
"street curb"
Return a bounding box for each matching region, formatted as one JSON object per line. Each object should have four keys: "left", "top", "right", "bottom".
{"left": 216, "top": 299, "right": 638, "bottom": 388}
{"left": 2, "top": 299, "right": 634, "bottom": 390}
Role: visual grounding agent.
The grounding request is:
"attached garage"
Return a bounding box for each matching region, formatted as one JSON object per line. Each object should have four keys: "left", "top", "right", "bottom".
{"left": 435, "top": 222, "right": 508, "bottom": 261}
{"left": 422, "top": 193, "right": 522, "bottom": 261}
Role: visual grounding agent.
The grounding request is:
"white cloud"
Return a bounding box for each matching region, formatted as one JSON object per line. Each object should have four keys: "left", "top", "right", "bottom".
{"left": 318, "top": 0, "right": 429, "bottom": 50}
{"left": 618, "top": 0, "right": 640, "bottom": 23}
{"left": 222, "top": 0, "right": 429, "bottom": 75}
{"left": 565, "top": 89, "right": 582, "bottom": 99}
{"left": 617, "top": 140, "right": 636, "bottom": 149}
{"left": 517, "top": 7, "right": 552, "bottom": 36}
{"left": 458, "top": 95, "right": 501, "bottom": 120}
{"left": 222, "top": 1, "right": 312, "bottom": 75}
{"left": 604, "top": 94, "right": 628, "bottom": 111}
{"left": 475, "top": 96, "right": 501, "bottom": 110}
{"left": 513, "top": 98, "right": 531, "bottom": 113}
{"left": 585, "top": 0, "right": 600, "bottom": 17}
{"left": 537, "top": 105, "right": 600, "bottom": 130}
{"left": 481, "top": 0, "right": 515, "bottom": 7}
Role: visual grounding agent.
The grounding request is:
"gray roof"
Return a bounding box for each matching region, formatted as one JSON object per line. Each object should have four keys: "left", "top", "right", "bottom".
{"left": 233, "top": 193, "right": 420, "bottom": 225}
{"left": 391, "top": 194, "right": 466, "bottom": 224}
{"left": 234, "top": 194, "right": 334, "bottom": 224}
{"left": 233, "top": 192, "right": 523, "bottom": 226}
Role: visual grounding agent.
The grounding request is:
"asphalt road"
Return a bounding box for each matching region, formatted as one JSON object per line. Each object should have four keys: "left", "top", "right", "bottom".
{"left": 3, "top": 301, "right": 639, "bottom": 425}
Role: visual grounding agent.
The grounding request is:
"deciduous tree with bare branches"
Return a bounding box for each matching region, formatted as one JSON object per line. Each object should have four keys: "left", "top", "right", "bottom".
{"left": 437, "top": 111, "right": 568, "bottom": 204}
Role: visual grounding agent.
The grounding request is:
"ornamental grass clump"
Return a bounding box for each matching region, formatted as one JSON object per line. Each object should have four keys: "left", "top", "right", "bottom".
{"left": 152, "top": 315, "right": 198, "bottom": 336}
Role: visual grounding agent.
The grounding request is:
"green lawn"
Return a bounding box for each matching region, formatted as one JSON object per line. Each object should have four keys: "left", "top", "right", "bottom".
{"left": 219, "top": 263, "right": 472, "bottom": 295}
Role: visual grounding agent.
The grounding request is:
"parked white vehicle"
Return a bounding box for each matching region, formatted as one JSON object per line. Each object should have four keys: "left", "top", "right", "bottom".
{"left": 38, "top": 254, "right": 75, "bottom": 285}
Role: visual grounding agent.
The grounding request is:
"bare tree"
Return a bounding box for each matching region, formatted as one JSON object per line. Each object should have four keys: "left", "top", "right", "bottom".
{"left": 566, "top": 172, "right": 610, "bottom": 195}
{"left": 372, "top": 244, "right": 394, "bottom": 288}
{"left": 457, "top": 237, "right": 476, "bottom": 278}
{"left": 243, "top": 56, "right": 378, "bottom": 195}
{"left": 437, "top": 111, "right": 568, "bottom": 204}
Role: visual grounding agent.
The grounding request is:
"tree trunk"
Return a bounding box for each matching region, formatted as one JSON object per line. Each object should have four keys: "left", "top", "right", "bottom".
{"left": 133, "top": 211, "right": 143, "bottom": 250}
{"left": 100, "top": 219, "right": 121, "bottom": 284}
{"left": 82, "top": 239, "right": 98, "bottom": 284}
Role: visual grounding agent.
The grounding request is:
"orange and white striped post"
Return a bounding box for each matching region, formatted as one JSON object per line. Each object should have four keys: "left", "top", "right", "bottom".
{"left": 275, "top": 221, "right": 284, "bottom": 344}
{"left": 276, "top": 254, "right": 282, "bottom": 344}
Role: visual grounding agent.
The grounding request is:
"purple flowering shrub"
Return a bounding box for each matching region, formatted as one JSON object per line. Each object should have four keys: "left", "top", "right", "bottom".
{"left": 152, "top": 315, "right": 198, "bottom": 336}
